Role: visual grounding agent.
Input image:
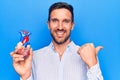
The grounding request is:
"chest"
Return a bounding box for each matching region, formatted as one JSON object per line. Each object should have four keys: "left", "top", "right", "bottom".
{"left": 33, "top": 52, "right": 87, "bottom": 80}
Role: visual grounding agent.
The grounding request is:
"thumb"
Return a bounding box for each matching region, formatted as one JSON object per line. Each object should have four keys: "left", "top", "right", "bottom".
{"left": 28, "top": 48, "right": 33, "bottom": 60}
{"left": 95, "top": 46, "right": 103, "bottom": 55}
{"left": 25, "top": 48, "right": 33, "bottom": 63}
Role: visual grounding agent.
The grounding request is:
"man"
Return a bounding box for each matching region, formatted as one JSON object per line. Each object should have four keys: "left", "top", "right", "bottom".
{"left": 11, "top": 2, "right": 103, "bottom": 80}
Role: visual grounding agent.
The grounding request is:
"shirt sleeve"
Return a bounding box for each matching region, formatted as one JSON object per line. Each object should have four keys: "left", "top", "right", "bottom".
{"left": 87, "top": 63, "right": 104, "bottom": 80}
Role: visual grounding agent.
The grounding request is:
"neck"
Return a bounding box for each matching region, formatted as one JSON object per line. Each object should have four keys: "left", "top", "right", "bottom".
{"left": 52, "top": 39, "right": 71, "bottom": 59}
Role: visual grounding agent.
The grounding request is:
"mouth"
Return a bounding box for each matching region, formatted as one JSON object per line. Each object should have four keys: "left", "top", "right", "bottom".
{"left": 56, "top": 29, "right": 65, "bottom": 38}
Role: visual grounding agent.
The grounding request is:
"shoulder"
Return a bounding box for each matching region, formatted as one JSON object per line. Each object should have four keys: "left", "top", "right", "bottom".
{"left": 33, "top": 46, "right": 48, "bottom": 53}
{"left": 32, "top": 45, "right": 50, "bottom": 61}
{"left": 33, "top": 46, "right": 50, "bottom": 55}
{"left": 69, "top": 41, "right": 80, "bottom": 52}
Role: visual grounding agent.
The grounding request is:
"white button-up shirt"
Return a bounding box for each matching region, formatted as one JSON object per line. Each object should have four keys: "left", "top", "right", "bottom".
{"left": 21, "top": 41, "right": 103, "bottom": 80}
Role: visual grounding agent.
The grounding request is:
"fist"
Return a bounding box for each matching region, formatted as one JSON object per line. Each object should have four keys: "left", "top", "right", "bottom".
{"left": 78, "top": 43, "right": 103, "bottom": 68}
{"left": 16, "top": 42, "right": 30, "bottom": 58}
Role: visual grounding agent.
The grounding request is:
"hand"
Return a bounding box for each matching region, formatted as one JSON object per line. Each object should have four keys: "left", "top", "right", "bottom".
{"left": 10, "top": 42, "right": 33, "bottom": 80}
{"left": 78, "top": 43, "right": 103, "bottom": 68}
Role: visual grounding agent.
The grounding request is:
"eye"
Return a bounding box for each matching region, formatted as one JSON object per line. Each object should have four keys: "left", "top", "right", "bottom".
{"left": 50, "top": 18, "right": 58, "bottom": 23}
{"left": 63, "top": 19, "right": 71, "bottom": 23}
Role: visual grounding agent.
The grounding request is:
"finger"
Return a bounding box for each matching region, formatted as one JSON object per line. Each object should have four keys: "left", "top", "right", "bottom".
{"left": 12, "top": 54, "right": 24, "bottom": 58}
{"left": 26, "top": 45, "right": 30, "bottom": 49}
{"left": 16, "top": 45, "right": 25, "bottom": 53}
{"left": 29, "top": 48, "right": 33, "bottom": 57}
{"left": 10, "top": 52, "right": 14, "bottom": 57}
{"left": 89, "top": 43, "right": 94, "bottom": 48}
{"left": 15, "top": 42, "right": 23, "bottom": 49}
{"left": 10, "top": 49, "right": 24, "bottom": 57}
{"left": 13, "top": 57, "right": 24, "bottom": 63}
{"left": 14, "top": 48, "right": 21, "bottom": 53}
{"left": 95, "top": 46, "right": 103, "bottom": 54}
{"left": 82, "top": 43, "right": 89, "bottom": 47}
{"left": 30, "top": 48, "right": 32, "bottom": 54}
{"left": 80, "top": 43, "right": 88, "bottom": 50}
{"left": 10, "top": 51, "right": 23, "bottom": 57}
{"left": 14, "top": 49, "right": 23, "bottom": 55}
{"left": 80, "top": 43, "right": 94, "bottom": 51}
{"left": 82, "top": 43, "right": 94, "bottom": 48}
{"left": 24, "top": 48, "right": 33, "bottom": 63}
{"left": 27, "top": 48, "right": 33, "bottom": 60}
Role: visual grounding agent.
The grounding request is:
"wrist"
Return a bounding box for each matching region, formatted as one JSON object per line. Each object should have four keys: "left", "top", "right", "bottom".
{"left": 88, "top": 58, "right": 97, "bottom": 68}
{"left": 21, "top": 71, "right": 31, "bottom": 80}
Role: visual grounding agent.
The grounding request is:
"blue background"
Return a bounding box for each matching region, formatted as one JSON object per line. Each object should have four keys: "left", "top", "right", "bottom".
{"left": 0, "top": 0, "right": 119, "bottom": 80}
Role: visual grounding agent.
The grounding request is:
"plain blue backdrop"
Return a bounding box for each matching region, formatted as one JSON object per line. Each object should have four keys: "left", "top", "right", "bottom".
{"left": 0, "top": 0, "right": 119, "bottom": 80}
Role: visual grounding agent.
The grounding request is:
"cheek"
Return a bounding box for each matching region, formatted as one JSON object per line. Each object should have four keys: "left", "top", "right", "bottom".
{"left": 49, "top": 24, "right": 57, "bottom": 30}
{"left": 66, "top": 26, "right": 73, "bottom": 32}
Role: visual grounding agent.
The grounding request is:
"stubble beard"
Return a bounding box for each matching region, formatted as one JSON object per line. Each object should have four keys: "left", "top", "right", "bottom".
{"left": 50, "top": 30, "right": 71, "bottom": 45}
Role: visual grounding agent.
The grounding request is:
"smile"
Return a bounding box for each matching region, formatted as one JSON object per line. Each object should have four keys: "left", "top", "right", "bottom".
{"left": 56, "top": 30, "right": 65, "bottom": 37}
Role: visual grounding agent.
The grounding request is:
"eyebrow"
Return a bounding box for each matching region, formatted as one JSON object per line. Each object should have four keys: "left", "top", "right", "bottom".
{"left": 50, "top": 18, "right": 71, "bottom": 21}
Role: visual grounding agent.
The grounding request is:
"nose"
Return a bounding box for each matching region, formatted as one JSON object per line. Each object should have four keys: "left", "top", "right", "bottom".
{"left": 58, "top": 21, "right": 63, "bottom": 29}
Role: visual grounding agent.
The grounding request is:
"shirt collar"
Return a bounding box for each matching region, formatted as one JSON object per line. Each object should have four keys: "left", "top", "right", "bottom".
{"left": 49, "top": 41, "right": 78, "bottom": 52}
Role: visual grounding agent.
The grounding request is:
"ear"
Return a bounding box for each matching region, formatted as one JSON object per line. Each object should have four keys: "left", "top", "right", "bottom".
{"left": 47, "top": 21, "right": 50, "bottom": 30}
{"left": 71, "top": 22, "right": 74, "bottom": 30}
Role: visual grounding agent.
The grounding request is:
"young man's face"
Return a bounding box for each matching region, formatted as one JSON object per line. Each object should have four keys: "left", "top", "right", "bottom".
{"left": 48, "top": 8, "right": 74, "bottom": 44}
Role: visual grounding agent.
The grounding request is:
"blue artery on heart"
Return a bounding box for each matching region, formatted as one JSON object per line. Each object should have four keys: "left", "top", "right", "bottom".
{"left": 19, "top": 30, "right": 31, "bottom": 47}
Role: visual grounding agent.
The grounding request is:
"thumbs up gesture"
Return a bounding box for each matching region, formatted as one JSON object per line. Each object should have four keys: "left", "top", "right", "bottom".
{"left": 78, "top": 43, "right": 103, "bottom": 68}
